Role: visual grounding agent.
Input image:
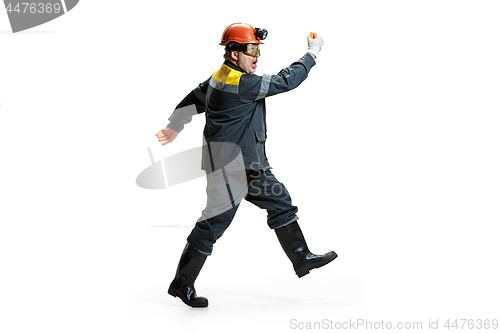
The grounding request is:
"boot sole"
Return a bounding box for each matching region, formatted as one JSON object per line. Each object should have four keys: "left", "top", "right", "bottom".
{"left": 295, "top": 252, "right": 338, "bottom": 278}
{"left": 168, "top": 285, "right": 209, "bottom": 308}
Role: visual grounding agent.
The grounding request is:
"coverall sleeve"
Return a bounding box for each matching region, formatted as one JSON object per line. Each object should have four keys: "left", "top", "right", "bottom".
{"left": 238, "top": 53, "right": 316, "bottom": 103}
{"left": 167, "top": 77, "right": 210, "bottom": 133}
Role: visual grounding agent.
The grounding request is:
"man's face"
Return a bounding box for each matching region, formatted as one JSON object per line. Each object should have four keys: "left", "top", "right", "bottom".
{"left": 232, "top": 44, "right": 260, "bottom": 74}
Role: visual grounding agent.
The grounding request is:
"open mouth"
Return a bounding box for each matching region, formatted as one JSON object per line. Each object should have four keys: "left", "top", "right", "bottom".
{"left": 251, "top": 59, "right": 258, "bottom": 70}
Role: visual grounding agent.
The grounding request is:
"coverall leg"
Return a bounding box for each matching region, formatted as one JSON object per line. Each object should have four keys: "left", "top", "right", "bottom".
{"left": 187, "top": 169, "right": 298, "bottom": 255}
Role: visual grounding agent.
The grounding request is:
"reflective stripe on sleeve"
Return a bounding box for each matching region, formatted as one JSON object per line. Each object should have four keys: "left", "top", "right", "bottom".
{"left": 168, "top": 104, "right": 198, "bottom": 122}
{"left": 256, "top": 74, "right": 272, "bottom": 100}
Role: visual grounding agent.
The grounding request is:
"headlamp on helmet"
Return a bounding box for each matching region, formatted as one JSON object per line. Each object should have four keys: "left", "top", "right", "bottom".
{"left": 254, "top": 28, "right": 268, "bottom": 41}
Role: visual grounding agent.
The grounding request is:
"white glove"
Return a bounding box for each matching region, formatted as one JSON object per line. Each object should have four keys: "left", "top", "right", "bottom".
{"left": 307, "top": 33, "right": 324, "bottom": 58}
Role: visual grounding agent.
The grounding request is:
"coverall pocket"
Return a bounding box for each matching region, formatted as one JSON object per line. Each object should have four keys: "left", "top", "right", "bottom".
{"left": 254, "top": 130, "right": 266, "bottom": 142}
{"left": 254, "top": 130, "right": 268, "bottom": 162}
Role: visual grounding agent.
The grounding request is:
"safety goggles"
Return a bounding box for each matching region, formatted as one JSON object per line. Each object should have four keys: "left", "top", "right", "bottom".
{"left": 244, "top": 44, "right": 260, "bottom": 57}
{"left": 228, "top": 43, "right": 261, "bottom": 57}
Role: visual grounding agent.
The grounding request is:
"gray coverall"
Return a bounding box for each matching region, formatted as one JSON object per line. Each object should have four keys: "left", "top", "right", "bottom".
{"left": 167, "top": 53, "right": 316, "bottom": 254}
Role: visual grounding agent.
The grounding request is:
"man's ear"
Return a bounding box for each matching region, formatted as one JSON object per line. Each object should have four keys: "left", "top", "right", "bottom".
{"left": 231, "top": 51, "right": 239, "bottom": 61}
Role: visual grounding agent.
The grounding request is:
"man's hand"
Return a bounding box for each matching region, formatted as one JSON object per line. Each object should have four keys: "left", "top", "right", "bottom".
{"left": 156, "top": 127, "right": 178, "bottom": 145}
{"left": 307, "top": 32, "right": 324, "bottom": 58}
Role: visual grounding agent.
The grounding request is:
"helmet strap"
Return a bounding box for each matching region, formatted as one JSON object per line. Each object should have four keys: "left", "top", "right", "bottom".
{"left": 226, "top": 43, "right": 246, "bottom": 52}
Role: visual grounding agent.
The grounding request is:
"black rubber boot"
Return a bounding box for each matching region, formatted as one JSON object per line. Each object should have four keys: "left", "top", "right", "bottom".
{"left": 275, "top": 221, "right": 337, "bottom": 278}
{"left": 168, "top": 243, "right": 209, "bottom": 308}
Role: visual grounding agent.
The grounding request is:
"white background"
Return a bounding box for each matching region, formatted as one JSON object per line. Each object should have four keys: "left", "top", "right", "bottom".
{"left": 1, "top": 1, "right": 499, "bottom": 332}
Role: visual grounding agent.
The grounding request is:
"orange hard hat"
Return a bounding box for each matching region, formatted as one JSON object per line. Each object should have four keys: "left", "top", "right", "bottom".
{"left": 220, "top": 22, "right": 267, "bottom": 45}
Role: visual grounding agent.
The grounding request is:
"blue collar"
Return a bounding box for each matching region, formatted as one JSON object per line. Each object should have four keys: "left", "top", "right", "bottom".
{"left": 224, "top": 60, "right": 245, "bottom": 73}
